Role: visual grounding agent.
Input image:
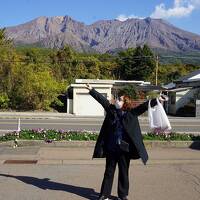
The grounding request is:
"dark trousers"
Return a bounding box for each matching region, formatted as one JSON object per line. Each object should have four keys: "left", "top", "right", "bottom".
{"left": 100, "top": 151, "right": 130, "bottom": 198}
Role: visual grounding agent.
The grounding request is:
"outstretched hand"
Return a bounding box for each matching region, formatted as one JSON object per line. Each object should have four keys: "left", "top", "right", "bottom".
{"left": 159, "top": 94, "right": 169, "bottom": 102}
{"left": 86, "top": 83, "right": 92, "bottom": 90}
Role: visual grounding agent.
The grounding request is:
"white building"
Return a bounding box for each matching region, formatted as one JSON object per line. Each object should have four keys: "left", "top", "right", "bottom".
{"left": 67, "top": 79, "right": 152, "bottom": 116}
{"left": 164, "top": 69, "right": 200, "bottom": 116}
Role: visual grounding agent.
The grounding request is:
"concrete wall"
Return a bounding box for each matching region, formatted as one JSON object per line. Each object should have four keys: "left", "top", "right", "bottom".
{"left": 67, "top": 99, "right": 73, "bottom": 114}
{"left": 71, "top": 84, "right": 112, "bottom": 116}
{"left": 176, "top": 89, "right": 191, "bottom": 111}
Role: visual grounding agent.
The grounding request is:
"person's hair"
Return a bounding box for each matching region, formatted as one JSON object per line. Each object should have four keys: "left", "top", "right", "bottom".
{"left": 121, "top": 95, "right": 133, "bottom": 111}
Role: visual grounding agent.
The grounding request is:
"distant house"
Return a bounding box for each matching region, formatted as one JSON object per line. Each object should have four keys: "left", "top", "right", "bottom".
{"left": 164, "top": 69, "right": 200, "bottom": 116}
{"left": 175, "top": 69, "right": 200, "bottom": 88}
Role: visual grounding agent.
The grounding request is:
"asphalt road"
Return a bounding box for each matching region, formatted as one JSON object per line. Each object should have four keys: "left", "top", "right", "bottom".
{"left": 0, "top": 117, "right": 200, "bottom": 134}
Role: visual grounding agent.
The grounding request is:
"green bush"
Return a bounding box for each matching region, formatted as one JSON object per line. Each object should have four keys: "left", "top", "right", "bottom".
{"left": 0, "top": 93, "right": 9, "bottom": 109}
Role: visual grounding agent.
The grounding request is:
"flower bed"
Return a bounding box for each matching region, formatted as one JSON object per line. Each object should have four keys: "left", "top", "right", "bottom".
{"left": 0, "top": 129, "right": 199, "bottom": 143}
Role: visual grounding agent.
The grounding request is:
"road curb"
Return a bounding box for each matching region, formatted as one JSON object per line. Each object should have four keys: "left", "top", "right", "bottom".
{"left": 144, "top": 140, "right": 200, "bottom": 149}
{"left": 1, "top": 159, "right": 200, "bottom": 165}
{"left": 0, "top": 112, "right": 104, "bottom": 119}
{"left": 0, "top": 140, "right": 199, "bottom": 149}
{"left": 0, "top": 112, "right": 199, "bottom": 120}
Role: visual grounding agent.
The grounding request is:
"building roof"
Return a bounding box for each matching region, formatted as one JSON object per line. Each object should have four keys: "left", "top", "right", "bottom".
{"left": 71, "top": 79, "right": 164, "bottom": 92}
{"left": 175, "top": 69, "right": 200, "bottom": 83}
{"left": 167, "top": 87, "right": 193, "bottom": 92}
{"left": 162, "top": 82, "right": 176, "bottom": 90}
{"left": 75, "top": 79, "right": 150, "bottom": 85}
{"left": 137, "top": 85, "right": 164, "bottom": 91}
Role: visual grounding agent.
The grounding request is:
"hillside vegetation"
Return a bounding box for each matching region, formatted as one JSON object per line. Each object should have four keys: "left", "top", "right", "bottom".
{"left": 0, "top": 28, "right": 200, "bottom": 111}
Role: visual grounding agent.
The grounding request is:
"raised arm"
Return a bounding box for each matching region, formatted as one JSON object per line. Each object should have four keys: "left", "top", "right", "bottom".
{"left": 131, "top": 94, "right": 168, "bottom": 116}
{"left": 85, "top": 84, "right": 110, "bottom": 111}
{"left": 131, "top": 99, "right": 157, "bottom": 116}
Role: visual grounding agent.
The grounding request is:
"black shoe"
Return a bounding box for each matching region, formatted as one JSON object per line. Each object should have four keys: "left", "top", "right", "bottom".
{"left": 98, "top": 196, "right": 109, "bottom": 200}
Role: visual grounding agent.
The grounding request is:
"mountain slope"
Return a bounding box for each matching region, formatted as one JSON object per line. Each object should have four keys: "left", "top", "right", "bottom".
{"left": 6, "top": 16, "right": 200, "bottom": 53}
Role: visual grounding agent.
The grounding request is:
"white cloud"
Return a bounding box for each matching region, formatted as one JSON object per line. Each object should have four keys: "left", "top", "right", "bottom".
{"left": 150, "top": 0, "right": 200, "bottom": 19}
{"left": 190, "top": 0, "right": 200, "bottom": 7}
{"left": 116, "top": 14, "right": 144, "bottom": 21}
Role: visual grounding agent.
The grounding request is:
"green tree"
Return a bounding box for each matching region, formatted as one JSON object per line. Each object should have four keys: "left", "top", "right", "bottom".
{"left": 118, "top": 85, "right": 139, "bottom": 100}
{"left": 0, "top": 93, "right": 9, "bottom": 109}
{"left": 117, "top": 45, "right": 156, "bottom": 81}
{"left": 50, "top": 46, "right": 76, "bottom": 81}
{"left": 156, "top": 63, "right": 200, "bottom": 85}
{"left": 82, "top": 56, "right": 100, "bottom": 79}
{"left": 0, "top": 28, "right": 12, "bottom": 46}
{"left": 0, "top": 39, "right": 20, "bottom": 101}
{"left": 117, "top": 48, "right": 136, "bottom": 79}
{"left": 11, "top": 64, "right": 65, "bottom": 110}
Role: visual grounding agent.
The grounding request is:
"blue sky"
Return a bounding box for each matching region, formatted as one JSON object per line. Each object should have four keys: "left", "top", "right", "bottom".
{"left": 0, "top": 0, "right": 200, "bottom": 35}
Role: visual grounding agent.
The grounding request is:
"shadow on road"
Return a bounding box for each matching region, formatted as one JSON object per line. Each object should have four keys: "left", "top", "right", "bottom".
{"left": 0, "top": 173, "right": 114, "bottom": 200}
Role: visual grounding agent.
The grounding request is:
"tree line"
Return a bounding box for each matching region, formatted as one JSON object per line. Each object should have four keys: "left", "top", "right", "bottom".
{"left": 0, "top": 28, "right": 199, "bottom": 111}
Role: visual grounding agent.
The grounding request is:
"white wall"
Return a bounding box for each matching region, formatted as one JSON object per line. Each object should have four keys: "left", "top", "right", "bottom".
{"left": 176, "top": 89, "right": 198, "bottom": 110}
{"left": 72, "top": 84, "right": 112, "bottom": 116}
{"left": 75, "top": 93, "right": 105, "bottom": 116}
{"left": 176, "top": 89, "right": 191, "bottom": 110}
{"left": 168, "top": 88, "right": 198, "bottom": 115}
{"left": 67, "top": 99, "right": 73, "bottom": 114}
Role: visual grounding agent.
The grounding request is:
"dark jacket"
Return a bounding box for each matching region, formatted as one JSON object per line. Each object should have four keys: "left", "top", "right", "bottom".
{"left": 89, "top": 88, "right": 157, "bottom": 165}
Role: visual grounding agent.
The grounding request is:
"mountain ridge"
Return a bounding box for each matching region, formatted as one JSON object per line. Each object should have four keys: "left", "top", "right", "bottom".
{"left": 5, "top": 15, "right": 200, "bottom": 53}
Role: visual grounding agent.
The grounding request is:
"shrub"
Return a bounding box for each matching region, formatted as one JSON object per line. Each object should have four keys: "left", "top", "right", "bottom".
{"left": 0, "top": 129, "right": 199, "bottom": 142}
{"left": 0, "top": 93, "right": 9, "bottom": 109}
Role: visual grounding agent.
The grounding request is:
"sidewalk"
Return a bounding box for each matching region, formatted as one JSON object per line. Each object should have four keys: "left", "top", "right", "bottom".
{"left": 1, "top": 140, "right": 200, "bottom": 149}
{"left": 0, "top": 146, "right": 200, "bottom": 165}
{"left": 0, "top": 146, "right": 199, "bottom": 200}
{"left": 0, "top": 111, "right": 75, "bottom": 119}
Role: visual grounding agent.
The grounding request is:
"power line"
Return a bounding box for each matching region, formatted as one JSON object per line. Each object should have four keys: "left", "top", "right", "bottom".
{"left": 0, "top": 55, "right": 200, "bottom": 64}
{"left": 0, "top": 59, "right": 75, "bottom": 64}
{"left": 159, "top": 55, "right": 200, "bottom": 59}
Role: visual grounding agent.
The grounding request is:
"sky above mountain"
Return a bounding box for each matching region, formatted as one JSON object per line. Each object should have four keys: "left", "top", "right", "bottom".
{"left": 0, "top": 0, "right": 200, "bottom": 35}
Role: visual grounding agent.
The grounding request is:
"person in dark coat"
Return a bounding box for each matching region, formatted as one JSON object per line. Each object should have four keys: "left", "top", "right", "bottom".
{"left": 85, "top": 84, "right": 167, "bottom": 200}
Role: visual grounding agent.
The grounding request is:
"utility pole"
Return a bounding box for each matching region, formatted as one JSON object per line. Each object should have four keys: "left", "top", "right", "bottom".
{"left": 155, "top": 55, "right": 159, "bottom": 86}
